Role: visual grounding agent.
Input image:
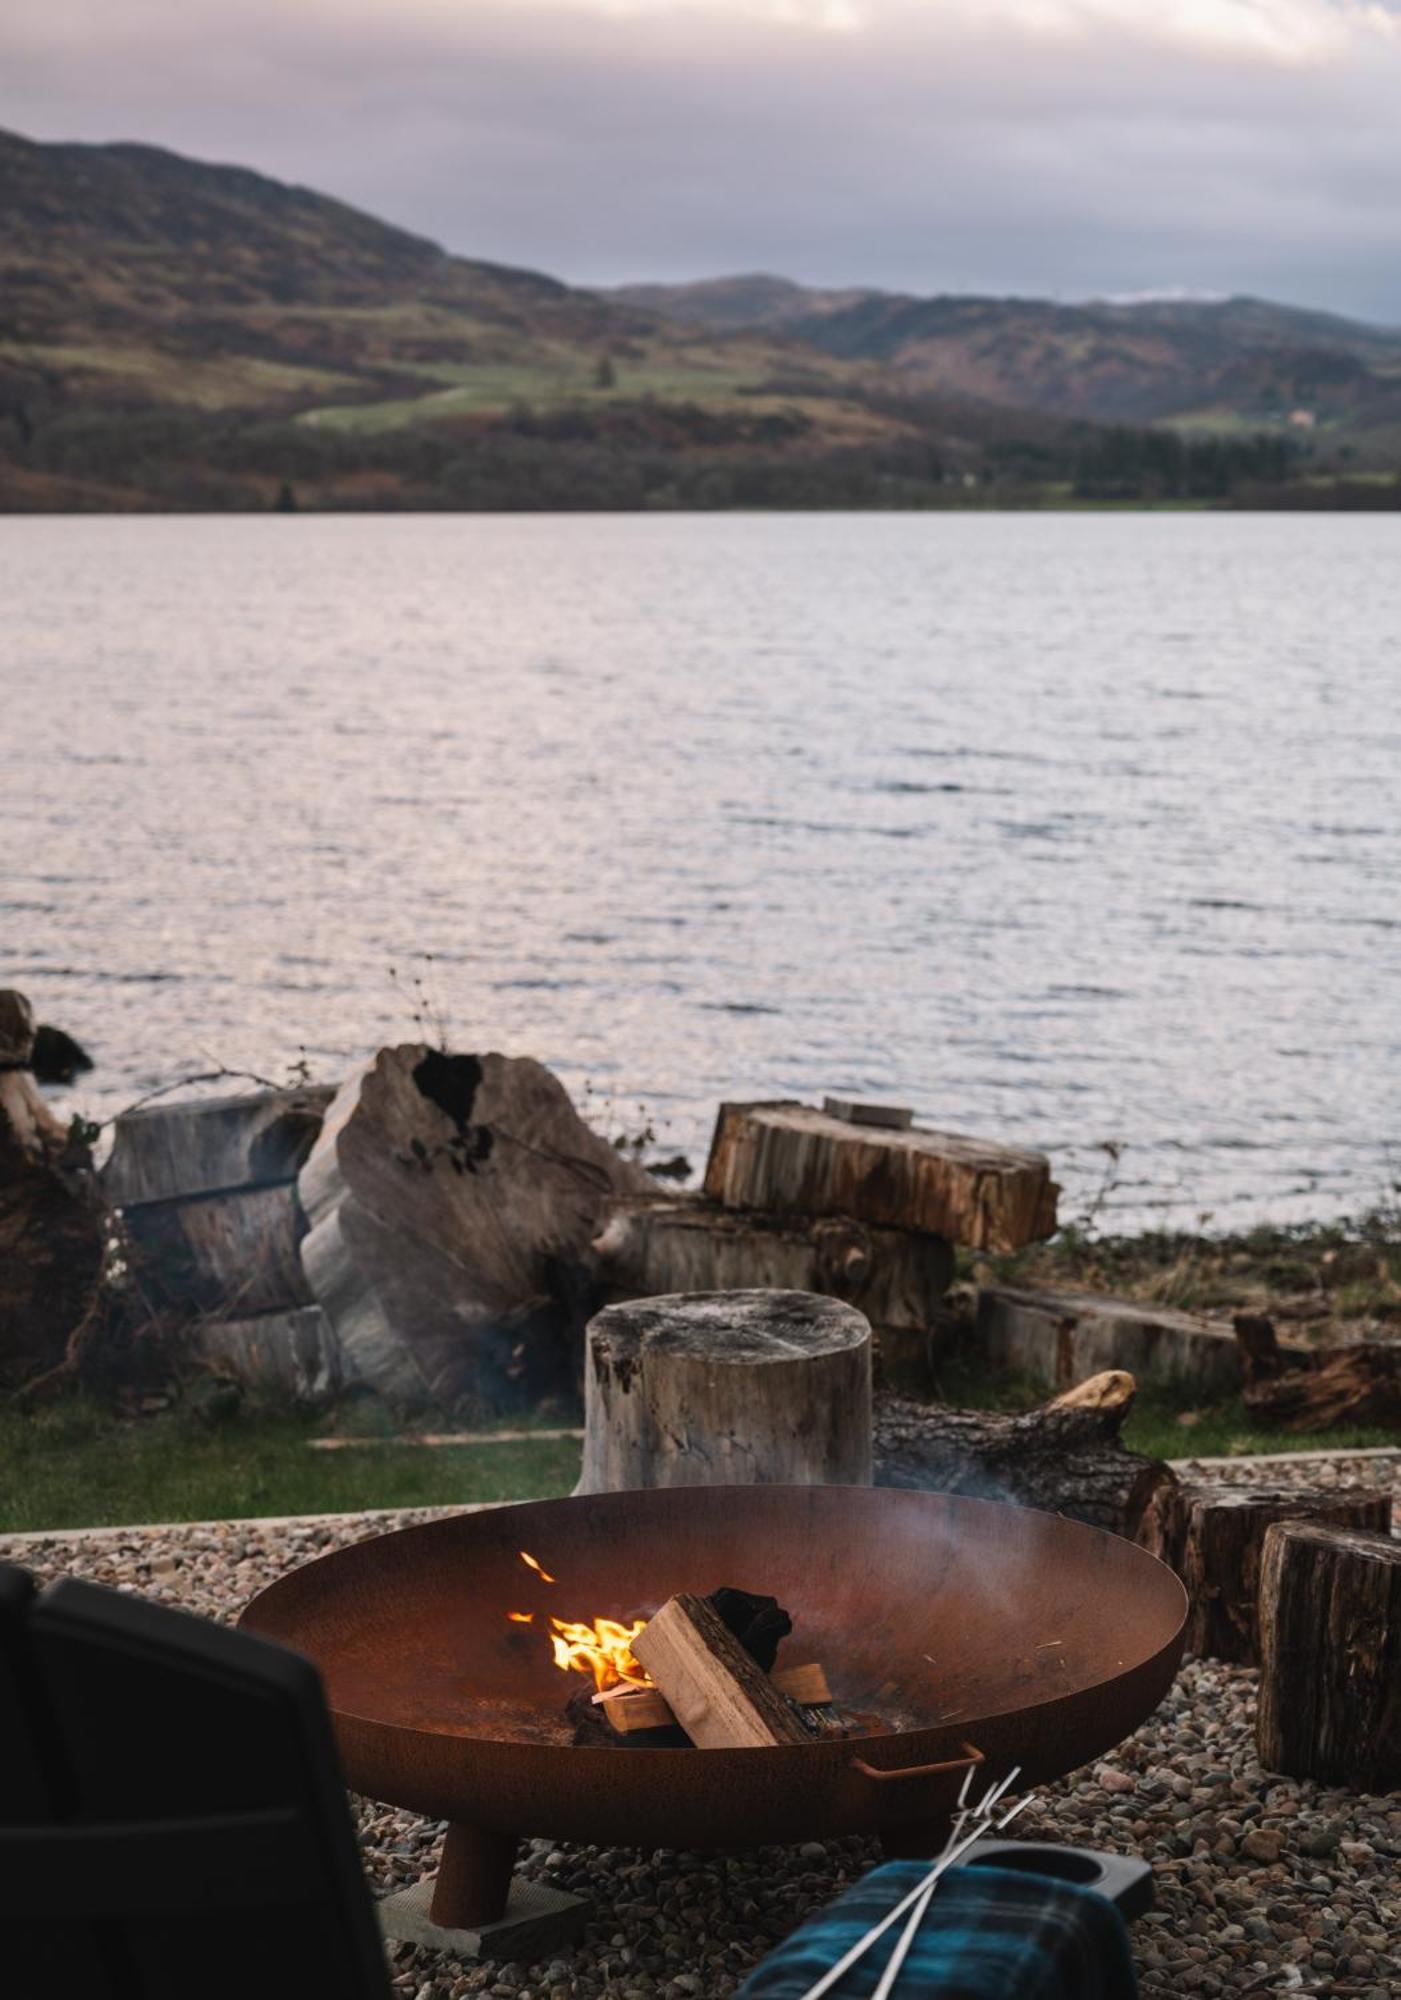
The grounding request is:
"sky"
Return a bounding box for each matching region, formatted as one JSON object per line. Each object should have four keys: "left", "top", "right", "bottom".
{"left": 6, "top": 0, "right": 1401, "bottom": 322}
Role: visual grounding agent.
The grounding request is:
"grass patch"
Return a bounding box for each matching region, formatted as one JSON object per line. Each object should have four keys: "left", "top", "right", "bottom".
{"left": 0, "top": 1402, "right": 581, "bottom": 1535}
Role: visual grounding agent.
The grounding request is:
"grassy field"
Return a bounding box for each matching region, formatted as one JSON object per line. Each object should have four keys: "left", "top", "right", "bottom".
{"left": 0, "top": 1402, "right": 580, "bottom": 1535}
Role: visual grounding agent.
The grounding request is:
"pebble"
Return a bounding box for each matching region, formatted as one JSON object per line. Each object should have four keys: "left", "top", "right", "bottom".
{"left": 7, "top": 1479, "right": 1400, "bottom": 1999}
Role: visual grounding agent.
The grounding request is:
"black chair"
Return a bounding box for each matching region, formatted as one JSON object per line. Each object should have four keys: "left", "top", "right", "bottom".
{"left": 0, "top": 1560, "right": 391, "bottom": 2000}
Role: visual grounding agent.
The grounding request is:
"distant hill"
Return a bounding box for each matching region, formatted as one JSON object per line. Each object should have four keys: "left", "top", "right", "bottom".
{"left": 608, "top": 276, "right": 1401, "bottom": 449}
{"left": 1, "top": 129, "right": 1393, "bottom": 511}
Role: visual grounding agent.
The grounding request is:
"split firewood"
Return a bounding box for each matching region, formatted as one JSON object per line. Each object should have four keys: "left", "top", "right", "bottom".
{"left": 874, "top": 1370, "right": 1175, "bottom": 1537}
{"left": 603, "top": 1663, "right": 831, "bottom": 1735}
{"left": 630, "top": 1594, "right": 813, "bottom": 1747}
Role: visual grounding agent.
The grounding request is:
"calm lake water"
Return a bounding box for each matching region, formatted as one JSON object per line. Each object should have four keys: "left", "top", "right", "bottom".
{"left": 3, "top": 512, "right": 1398, "bottom": 1230}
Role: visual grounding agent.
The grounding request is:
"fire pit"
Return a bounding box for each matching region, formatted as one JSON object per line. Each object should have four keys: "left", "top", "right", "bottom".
{"left": 240, "top": 1484, "right": 1186, "bottom": 1931}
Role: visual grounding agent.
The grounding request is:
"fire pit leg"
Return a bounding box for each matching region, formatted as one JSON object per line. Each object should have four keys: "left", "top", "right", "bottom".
{"left": 430, "top": 1824, "right": 519, "bottom": 1928}
{"left": 376, "top": 1824, "right": 592, "bottom": 1962}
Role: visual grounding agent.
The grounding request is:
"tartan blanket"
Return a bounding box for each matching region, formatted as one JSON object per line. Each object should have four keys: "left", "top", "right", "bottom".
{"left": 737, "top": 1861, "right": 1138, "bottom": 1999}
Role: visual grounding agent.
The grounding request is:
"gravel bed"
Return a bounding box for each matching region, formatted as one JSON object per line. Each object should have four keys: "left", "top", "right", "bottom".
{"left": 6, "top": 1506, "right": 1399, "bottom": 2000}
{"left": 1173, "top": 1452, "right": 1401, "bottom": 1507}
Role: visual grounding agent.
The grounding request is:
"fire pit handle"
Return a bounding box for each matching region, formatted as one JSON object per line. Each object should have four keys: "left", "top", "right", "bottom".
{"left": 850, "top": 1742, "right": 984, "bottom": 1797}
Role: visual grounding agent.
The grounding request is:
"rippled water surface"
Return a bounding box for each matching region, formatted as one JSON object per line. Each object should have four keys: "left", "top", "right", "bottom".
{"left": 4, "top": 512, "right": 1398, "bottom": 1227}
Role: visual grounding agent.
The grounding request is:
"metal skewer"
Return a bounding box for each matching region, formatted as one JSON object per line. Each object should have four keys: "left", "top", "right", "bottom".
{"left": 794, "top": 1771, "right": 1028, "bottom": 2000}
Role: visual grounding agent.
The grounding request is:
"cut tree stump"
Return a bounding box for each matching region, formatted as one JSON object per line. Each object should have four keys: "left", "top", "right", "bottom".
{"left": 576, "top": 1289, "right": 872, "bottom": 1494}
{"left": 299, "top": 1046, "right": 651, "bottom": 1419}
{"left": 1136, "top": 1480, "right": 1392, "bottom": 1665}
{"left": 1257, "top": 1521, "right": 1401, "bottom": 1789}
{"left": 874, "top": 1370, "right": 1175, "bottom": 1536}
{"left": 630, "top": 1594, "right": 812, "bottom": 1747}
{"left": 703, "top": 1101, "right": 1057, "bottom": 1252}
{"left": 594, "top": 1197, "right": 953, "bottom": 1339}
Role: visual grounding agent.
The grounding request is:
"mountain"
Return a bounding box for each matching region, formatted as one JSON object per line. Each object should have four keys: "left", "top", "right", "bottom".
{"left": 607, "top": 276, "right": 1401, "bottom": 447}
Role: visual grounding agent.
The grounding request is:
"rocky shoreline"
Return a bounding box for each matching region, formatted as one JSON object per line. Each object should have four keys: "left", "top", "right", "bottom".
{"left": 8, "top": 1469, "right": 1398, "bottom": 2000}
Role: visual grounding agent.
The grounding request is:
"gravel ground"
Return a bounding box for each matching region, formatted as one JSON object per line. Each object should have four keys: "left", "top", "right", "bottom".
{"left": 6, "top": 1475, "right": 1399, "bottom": 2000}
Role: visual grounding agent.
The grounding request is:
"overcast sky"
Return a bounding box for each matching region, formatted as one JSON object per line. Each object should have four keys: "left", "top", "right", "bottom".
{"left": 6, "top": 0, "right": 1401, "bottom": 321}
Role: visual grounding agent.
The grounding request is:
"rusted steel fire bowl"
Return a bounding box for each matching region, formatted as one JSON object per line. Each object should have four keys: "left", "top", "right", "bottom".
{"left": 241, "top": 1485, "right": 1185, "bottom": 1927}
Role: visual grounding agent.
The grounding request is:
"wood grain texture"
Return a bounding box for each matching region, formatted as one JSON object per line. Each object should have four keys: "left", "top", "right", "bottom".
{"left": 577, "top": 1288, "right": 873, "bottom": 1495}
{"left": 630, "top": 1594, "right": 811, "bottom": 1748}
{"left": 1137, "top": 1480, "right": 1392, "bottom": 1665}
{"left": 1257, "top": 1520, "right": 1401, "bottom": 1788}
{"left": 103, "top": 1087, "right": 335, "bottom": 1206}
{"left": 703, "top": 1100, "right": 1057, "bottom": 1252}
{"left": 604, "top": 1663, "right": 830, "bottom": 1734}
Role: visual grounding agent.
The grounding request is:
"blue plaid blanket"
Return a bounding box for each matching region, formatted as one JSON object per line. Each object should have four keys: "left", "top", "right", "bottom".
{"left": 737, "top": 1861, "right": 1138, "bottom": 1999}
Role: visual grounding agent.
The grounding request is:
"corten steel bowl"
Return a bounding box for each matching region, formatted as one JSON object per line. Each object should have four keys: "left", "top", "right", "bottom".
{"left": 241, "top": 1485, "right": 1187, "bottom": 1927}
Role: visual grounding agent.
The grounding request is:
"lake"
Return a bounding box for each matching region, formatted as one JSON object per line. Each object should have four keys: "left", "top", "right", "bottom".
{"left": 3, "top": 511, "right": 1398, "bottom": 1230}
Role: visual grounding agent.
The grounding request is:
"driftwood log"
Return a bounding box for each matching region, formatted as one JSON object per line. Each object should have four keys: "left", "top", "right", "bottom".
{"left": 577, "top": 1289, "right": 873, "bottom": 1494}
{"left": 874, "top": 1370, "right": 1175, "bottom": 1536}
{"left": 594, "top": 1196, "right": 953, "bottom": 1339}
{"left": 1137, "top": 1479, "right": 1393, "bottom": 1664}
{"left": 299, "top": 1046, "right": 651, "bottom": 1419}
{"left": 1257, "top": 1521, "right": 1401, "bottom": 1788}
{"left": 0, "top": 990, "right": 105, "bottom": 1397}
{"left": 703, "top": 1100, "right": 1058, "bottom": 1252}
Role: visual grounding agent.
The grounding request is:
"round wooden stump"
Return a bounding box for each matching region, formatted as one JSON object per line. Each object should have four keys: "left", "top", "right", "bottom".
{"left": 1137, "top": 1479, "right": 1391, "bottom": 1665}
{"left": 1257, "top": 1520, "right": 1401, "bottom": 1789}
{"left": 577, "top": 1288, "right": 873, "bottom": 1494}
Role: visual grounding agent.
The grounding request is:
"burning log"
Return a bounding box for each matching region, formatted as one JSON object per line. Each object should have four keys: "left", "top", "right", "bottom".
{"left": 1257, "top": 1520, "right": 1401, "bottom": 1789}
{"left": 874, "top": 1370, "right": 1175, "bottom": 1537}
{"left": 704, "top": 1100, "right": 1058, "bottom": 1252}
{"left": 630, "top": 1594, "right": 814, "bottom": 1747}
{"left": 1137, "top": 1479, "right": 1392, "bottom": 1665}
{"left": 602, "top": 1662, "right": 832, "bottom": 1735}
{"left": 577, "top": 1288, "right": 873, "bottom": 1493}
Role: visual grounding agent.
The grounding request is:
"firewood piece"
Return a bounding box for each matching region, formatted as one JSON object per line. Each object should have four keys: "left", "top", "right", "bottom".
{"left": 1137, "top": 1480, "right": 1392, "bottom": 1665}
{"left": 978, "top": 1286, "right": 1247, "bottom": 1398}
{"left": 605, "top": 1664, "right": 832, "bottom": 1735}
{"left": 577, "top": 1289, "right": 872, "bottom": 1494}
{"left": 1257, "top": 1521, "right": 1401, "bottom": 1788}
{"left": 1243, "top": 1342, "right": 1401, "bottom": 1432}
{"left": 703, "top": 1101, "right": 1057, "bottom": 1252}
{"left": 1045, "top": 1369, "right": 1135, "bottom": 1416}
{"left": 299, "top": 1046, "right": 651, "bottom": 1419}
{"left": 630, "top": 1595, "right": 811, "bottom": 1748}
{"left": 874, "top": 1385, "right": 1174, "bottom": 1537}
{"left": 594, "top": 1196, "right": 954, "bottom": 1337}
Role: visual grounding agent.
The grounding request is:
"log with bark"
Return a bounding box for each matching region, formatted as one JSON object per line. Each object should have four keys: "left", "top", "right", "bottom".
{"left": 704, "top": 1100, "right": 1058, "bottom": 1252}
{"left": 1256, "top": 1520, "right": 1401, "bottom": 1789}
{"left": 1136, "top": 1479, "right": 1393, "bottom": 1665}
{"left": 873, "top": 1369, "right": 1175, "bottom": 1536}
{"left": 576, "top": 1288, "right": 873, "bottom": 1494}
{"left": 630, "top": 1593, "right": 814, "bottom": 1748}
{"left": 299, "top": 1045, "right": 652, "bottom": 1419}
{"left": 1242, "top": 1340, "right": 1401, "bottom": 1432}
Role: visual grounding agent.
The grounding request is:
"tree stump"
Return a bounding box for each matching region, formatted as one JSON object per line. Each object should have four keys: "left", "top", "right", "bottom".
{"left": 874, "top": 1371, "right": 1174, "bottom": 1537}
{"left": 1137, "top": 1481, "right": 1392, "bottom": 1665}
{"left": 577, "top": 1289, "right": 872, "bottom": 1494}
{"left": 1257, "top": 1520, "right": 1401, "bottom": 1788}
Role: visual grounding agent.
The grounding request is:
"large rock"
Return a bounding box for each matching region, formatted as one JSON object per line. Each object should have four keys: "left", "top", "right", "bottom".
{"left": 298, "top": 1045, "right": 651, "bottom": 1418}
{"left": 703, "top": 1100, "right": 1058, "bottom": 1252}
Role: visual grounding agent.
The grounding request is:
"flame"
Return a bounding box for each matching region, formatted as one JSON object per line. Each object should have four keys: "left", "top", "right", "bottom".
{"left": 508, "top": 1611, "right": 534, "bottom": 1625}
{"left": 520, "top": 1550, "right": 556, "bottom": 1584}
{"left": 549, "top": 1614, "right": 650, "bottom": 1694}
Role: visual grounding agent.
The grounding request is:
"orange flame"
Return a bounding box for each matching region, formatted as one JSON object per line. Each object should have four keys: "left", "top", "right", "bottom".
{"left": 519, "top": 1550, "right": 556, "bottom": 1584}
{"left": 549, "top": 1614, "right": 650, "bottom": 1694}
{"left": 508, "top": 1611, "right": 534, "bottom": 1625}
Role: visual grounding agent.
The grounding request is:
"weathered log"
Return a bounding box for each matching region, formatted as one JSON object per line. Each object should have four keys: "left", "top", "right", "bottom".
{"left": 299, "top": 1046, "right": 651, "bottom": 1419}
{"left": 594, "top": 1196, "right": 953, "bottom": 1336}
{"left": 0, "top": 991, "right": 69, "bottom": 1164}
{"left": 121, "top": 1183, "right": 314, "bottom": 1319}
{"left": 874, "top": 1371, "right": 1175, "bottom": 1536}
{"left": 195, "top": 1305, "right": 342, "bottom": 1406}
{"left": 576, "top": 1288, "right": 873, "bottom": 1494}
{"left": 1137, "top": 1480, "right": 1392, "bottom": 1664}
{"left": 978, "top": 1285, "right": 1249, "bottom": 1398}
{"left": 1243, "top": 1341, "right": 1401, "bottom": 1432}
{"left": 1257, "top": 1521, "right": 1401, "bottom": 1788}
{"left": 103, "top": 1087, "right": 335, "bottom": 1207}
{"left": 631, "top": 1594, "right": 811, "bottom": 1748}
{"left": 703, "top": 1101, "right": 1058, "bottom": 1252}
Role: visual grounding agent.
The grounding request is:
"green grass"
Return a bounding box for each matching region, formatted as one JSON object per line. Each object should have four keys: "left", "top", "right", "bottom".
{"left": 298, "top": 360, "right": 772, "bottom": 434}
{"left": 0, "top": 1402, "right": 581, "bottom": 1535}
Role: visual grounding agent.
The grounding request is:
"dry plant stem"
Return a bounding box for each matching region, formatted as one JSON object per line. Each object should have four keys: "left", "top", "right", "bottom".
{"left": 795, "top": 1775, "right": 1027, "bottom": 2000}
